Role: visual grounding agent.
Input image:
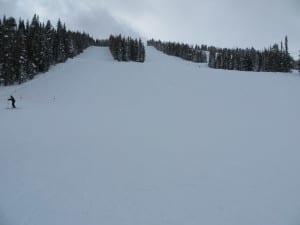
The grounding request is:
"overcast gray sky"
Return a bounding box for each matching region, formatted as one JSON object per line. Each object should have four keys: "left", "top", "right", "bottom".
{"left": 1, "top": 0, "right": 299, "bottom": 58}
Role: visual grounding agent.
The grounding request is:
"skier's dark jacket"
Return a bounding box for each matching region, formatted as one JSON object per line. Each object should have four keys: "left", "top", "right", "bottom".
{"left": 8, "top": 96, "right": 15, "bottom": 103}
{"left": 8, "top": 95, "right": 16, "bottom": 108}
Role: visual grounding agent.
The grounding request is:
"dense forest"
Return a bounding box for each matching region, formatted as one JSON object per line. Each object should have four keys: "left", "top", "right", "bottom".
{"left": 147, "top": 39, "right": 207, "bottom": 63}
{"left": 0, "top": 15, "right": 97, "bottom": 86}
{"left": 208, "top": 36, "right": 294, "bottom": 72}
{"left": 108, "top": 35, "right": 145, "bottom": 62}
{"left": 148, "top": 38, "right": 296, "bottom": 73}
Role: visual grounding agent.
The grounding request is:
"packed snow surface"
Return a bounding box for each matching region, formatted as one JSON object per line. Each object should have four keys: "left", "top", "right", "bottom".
{"left": 1, "top": 47, "right": 300, "bottom": 225}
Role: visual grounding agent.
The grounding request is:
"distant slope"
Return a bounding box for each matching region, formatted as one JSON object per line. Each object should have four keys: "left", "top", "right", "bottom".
{"left": 1, "top": 46, "right": 300, "bottom": 225}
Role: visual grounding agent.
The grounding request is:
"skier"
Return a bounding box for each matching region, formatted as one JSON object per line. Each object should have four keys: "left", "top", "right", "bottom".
{"left": 8, "top": 95, "right": 16, "bottom": 108}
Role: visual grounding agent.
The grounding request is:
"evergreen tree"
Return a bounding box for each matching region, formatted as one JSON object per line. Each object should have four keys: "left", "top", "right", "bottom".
{"left": 132, "top": 39, "right": 139, "bottom": 61}
{"left": 14, "top": 19, "right": 28, "bottom": 84}
{"left": 283, "top": 36, "right": 293, "bottom": 72}
{"left": 25, "top": 19, "right": 35, "bottom": 79}
{"left": 67, "top": 31, "right": 76, "bottom": 58}
{"left": 285, "top": 35, "right": 288, "bottom": 54}
{"left": 54, "top": 19, "right": 66, "bottom": 63}
{"left": 2, "top": 17, "right": 17, "bottom": 85}
{"left": 298, "top": 51, "right": 300, "bottom": 73}
{"left": 38, "top": 22, "right": 50, "bottom": 72}
{"left": 44, "top": 20, "right": 55, "bottom": 66}
{"left": 26, "top": 14, "right": 41, "bottom": 76}
{"left": 62, "top": 24, "right": 71, "bottom": 59}
{"left": 0, "top": 18, "right": 3, "bottom": 84}
{"left": 208, "top": 48, "right": 216, "bottom": 68}
{"left": 137, "top": 39, "right": 145, "bottom": 62}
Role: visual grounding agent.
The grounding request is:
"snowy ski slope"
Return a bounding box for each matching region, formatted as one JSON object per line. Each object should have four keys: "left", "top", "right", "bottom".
{"left": 1, "top": 46, "right": 300, "bottom": 225}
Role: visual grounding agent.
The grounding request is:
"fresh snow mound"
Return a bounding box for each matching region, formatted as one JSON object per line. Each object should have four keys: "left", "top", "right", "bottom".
{"left": 1, "top": 46, "right": 300, "bottom": 225}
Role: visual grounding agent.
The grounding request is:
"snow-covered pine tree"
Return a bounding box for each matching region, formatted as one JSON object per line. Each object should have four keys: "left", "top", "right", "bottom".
{"left": 133, "top": 39, "right": 139, "bottom": 61}
{"left": 129, "top": 38, "right": 136, "bottom": 61}
{"left": 14, "top": 19, "right": 28, "bottom": 84}
{"left": 0, "top": 18, "right": 3, "bottom": 84}
{"left": 254, "top": 51, "right": 261, "bottom": 72}
{"left": 208, "top": 48, "right": 216, "bottom": 68}
{"left": 121, "top": 37, "right": 128, "bottom": 61}
{"left": 201, "top": 50, "right": 207, "bottom": 63}
{"left": 2, "top": 16, "right": 17, "bottom": 85}
{"left": 38, "top": 22, "right": 50, "bottom": 72}
{"left": 192, "top": 45, "right": 201, "bottom": 63}
{"left": 285, "top": 36, "right": 288, "bottom": 54}
{"left": 62, "top": 24, "right": 72, "bottom": 59}
{"left": 297, "top": 51, "right": 300, "bottom": 73}
{"left": 54, "top": 19, "right": 66, "bottom": 63}
{"left": 45, "top": 20, "right": 55, "bottom": 66}
{"left": 26, "top": 14, "right": 41, "bottom": 76}
{"left": 24, "top": 20, "right": 35, "bottom": 79}
{"left": 283, "top": 36, "right": 293, "bottom": 72}
{"left": 232, "top": 49, "right": 240, "bottom": 70}
{"left": 125, "top": 37, "right": 131, "bottom": 61}
{"left": 67, "top": 31, "right": 76, "bottom": 58}
{"left": 137, "top": 39, "right": 145, "bottom": 62}
{"left": 117, "top": 38, "right": 123, "bottom": 61}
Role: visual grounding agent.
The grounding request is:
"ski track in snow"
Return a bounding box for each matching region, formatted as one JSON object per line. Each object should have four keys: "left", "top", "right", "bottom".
{"left": 1, "top": 46, "right": 300, "bottom": 225}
